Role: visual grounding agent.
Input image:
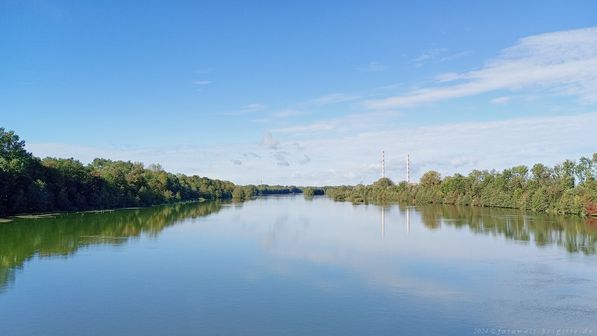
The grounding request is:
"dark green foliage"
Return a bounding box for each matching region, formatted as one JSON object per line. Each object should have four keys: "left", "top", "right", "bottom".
{"left": 229, "top": 184, "right": 305, "bottom": 201}
{"left": 0, "top": 128, "right": 236, "bottom": 216}
{"left": 325, "top": 156, "right": 597, "bottom": 216}
{"left": 303, "top": 187, "right": 324, "bottom": 198}
{"left": 303, "top": 187, "right": 315, "bottom": 198}
{"left": 254, "top": 185, "right": 302, "bottom": 195}
{"left": 231, "top": 186, "right": 248, "bottom": 200}
{"left": 373, "top": 177, "right": 394, "bottom": 188}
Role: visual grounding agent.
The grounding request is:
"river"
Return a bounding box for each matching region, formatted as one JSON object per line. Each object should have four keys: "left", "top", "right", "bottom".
{"left": 1, "top": 196, "right": 596, "bottom": 335}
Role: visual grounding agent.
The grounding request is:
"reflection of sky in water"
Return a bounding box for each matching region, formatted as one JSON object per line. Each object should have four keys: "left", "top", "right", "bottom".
{"left": 180, "top": 197, "right": 597, "bottom": 331}
{"left": 0, "top": 196, "right": 596, "bottom": 335}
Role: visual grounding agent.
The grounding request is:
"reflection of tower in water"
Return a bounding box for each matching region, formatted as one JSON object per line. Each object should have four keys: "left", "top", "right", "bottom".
{"left": 381, "top": 206, "right": 412, "bottom": 238}
{"left": 381, "top": 207, "right": 385, "bottom": 239}
{"left": 406, "top": 207, "right": 411, "bottom": 233}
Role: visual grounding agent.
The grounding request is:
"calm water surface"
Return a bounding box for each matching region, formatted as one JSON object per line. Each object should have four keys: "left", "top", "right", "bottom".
{"left": 1, "top": 196, "right": 596, "bottom": 335}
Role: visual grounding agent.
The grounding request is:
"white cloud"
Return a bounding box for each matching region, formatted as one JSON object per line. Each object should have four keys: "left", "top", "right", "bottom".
{"left": 490, "top": 96, "right": 511, "bottom": 105}
{"left": 24, "top": 28, "right": 597, "bottom": 186}
{"left": 435, "top": 72, "right": 462, "bottom": 82}
{"left": 28, "top": 113, "right": 596, "bottom": 186}
{"left": 244, "top": 152, "right": 261, "bottom": 159}
{"left": 261, "top": 132, "right": 279, "bottom": 149}
{"left": 368, "top": 27, "right": 597, "bottom": 109}
{"left": 274, "top": 152, "right": 290, "bottom": 167}
{"left": 290, "top": 112, "right": 597, "bottom": 185}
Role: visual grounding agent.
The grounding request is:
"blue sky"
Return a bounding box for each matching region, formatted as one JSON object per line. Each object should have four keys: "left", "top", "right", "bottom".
{"left": 2, "top": 1, "right": 597, "bottom": 185}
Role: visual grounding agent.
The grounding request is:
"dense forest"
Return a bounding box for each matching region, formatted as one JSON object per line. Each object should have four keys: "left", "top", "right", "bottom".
{"left": 0, "top": 128, "right": 318, "bottom": 217}
{"left": 0, "top": 128, "right": 295, "bottom": 217}
{"left": 325, "top": 156, "right": 597, "bottom": 216}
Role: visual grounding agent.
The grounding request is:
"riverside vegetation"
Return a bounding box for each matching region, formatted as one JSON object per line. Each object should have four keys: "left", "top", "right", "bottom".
{"left": 1, "top": 127, "right": 595, "bottom": 217}
{"left": 325, "top": 157, "right": 597, "bottom": 216}
{"left": 0, "top": 128, "right": 302, "bottom": 217}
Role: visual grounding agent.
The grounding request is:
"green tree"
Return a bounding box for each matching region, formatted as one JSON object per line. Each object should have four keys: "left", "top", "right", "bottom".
{"left": 575, "top": 156, "right": 594, "bottom": 184}
{"left": 420, "top": 171, "right": 441, "bottom": 187}
{"left": 531, "top": 163, "right": 551, "bottom": 181}
{"left": 373, "top": 177, "right": 394, "bottom": 188}
{"left": 0, "top": 128, "right": 241, "bottom": 217}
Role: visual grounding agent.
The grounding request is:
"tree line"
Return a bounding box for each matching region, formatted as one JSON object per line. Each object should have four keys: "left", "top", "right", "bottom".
{"left": 3, "top": 127, "right": 594, "bottom": 217}
{"left": 231, "top": 185, "right": 303, "bottom": 200}
{"left": 0, "top": 128, "right": 242, "bottom": 217}
{"left": 0, "top": 128, "right": 321, "bottom": 217}
{"left": 325, "top": 155, "right": 597, "bottom": 216}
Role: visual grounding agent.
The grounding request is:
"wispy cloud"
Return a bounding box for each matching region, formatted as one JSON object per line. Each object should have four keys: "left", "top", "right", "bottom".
{"left": 299, "top": 154, "right": 311, "bottom": 165}
{"left": 271, "top": 109, "right": 303, "bottom": 118}
{"left": 435, "top": 72, "right": 461, "bottom": 82}
{"left": 360, "top": 61, "right": 388, "bottom": 72}
{"left": 414, "top": 48, "right": 471, "bottom": 67}
{"left": 253, "top": 93, "right": 361, "bottom": 122}
{"left": 244, "top": 152, "right": 261, "bottom": 159}
{"left": 282, "top": 112, "right": 597, "bottom": 185}
{"left": 273, "top": 122, "right": 336, "bottom": 134}
{"left": 274, "top": 152, "right": 290, "bottom": 167}
{"left": 368, "top": 27, "right": 597, "bottom": 109}
{"left": 26, "top": 112, "right": 597, "bottom": 185}
{"left": 305, "top": 93, "right": 361, "bottom": 107}
{"left": 223, "top": 103, "right": 267, "bottom": 116}
{"left": 240, "top": 103, "right": 266, "bottom": 113}
{"left": 192, "top": 80, "right": 211, "bottom": 85}
{"left": 414, "top": 48, "right": 448, "bottom": 64}
{"left": 261, "top": 132, "right": 279, "bottom": 149}
{"left": 490, "top": 96, "right": 511, "bottom": 105}
{"left": 271, "top": 110, "right": 398, "bottom": 135}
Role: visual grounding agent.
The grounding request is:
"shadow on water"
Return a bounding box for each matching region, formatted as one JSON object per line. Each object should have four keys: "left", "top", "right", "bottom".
{"left": 0, "top": 201, "right": 224, "bottom": 292}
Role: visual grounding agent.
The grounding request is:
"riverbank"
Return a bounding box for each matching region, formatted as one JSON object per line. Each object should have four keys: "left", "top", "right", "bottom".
{"left": 324, "top": 169, "right": 597, "bottom": 217}
{"left": 0, "top": 198, "right": 211, "bottom": 223}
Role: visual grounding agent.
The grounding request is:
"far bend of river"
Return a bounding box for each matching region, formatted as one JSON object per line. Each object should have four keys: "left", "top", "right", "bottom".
{"left": 1, "top": 196, "right": 597, "bottom": 335}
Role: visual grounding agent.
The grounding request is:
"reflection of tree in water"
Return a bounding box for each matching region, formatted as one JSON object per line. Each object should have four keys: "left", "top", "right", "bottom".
{"left": 418, "top": 205, "right": 597, "bottom": 255}
{"left": 420, "top": 209, "right": 442, "bottom": 230}
{"left": 0, "top": 201, "right": 223, "bottom": 291}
